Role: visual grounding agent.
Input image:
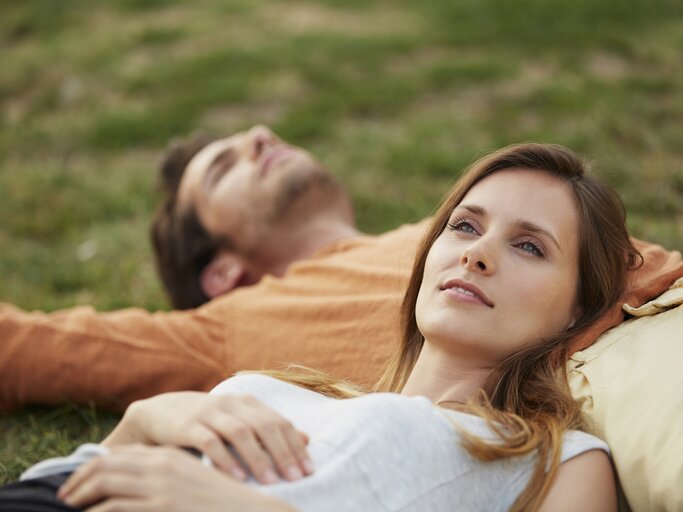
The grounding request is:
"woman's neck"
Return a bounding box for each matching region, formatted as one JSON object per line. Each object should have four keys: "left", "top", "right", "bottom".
{"left": 399, "top": 342, "right": 493, "bottom": 406}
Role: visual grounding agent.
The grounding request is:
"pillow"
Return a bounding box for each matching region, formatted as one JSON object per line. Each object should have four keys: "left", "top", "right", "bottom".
{"left": 567, "top": 278, "right": 683, "bottom": 512}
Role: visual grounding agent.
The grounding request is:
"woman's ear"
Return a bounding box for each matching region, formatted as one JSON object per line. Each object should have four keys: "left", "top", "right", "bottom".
{"left": 199, "top": 251, "right": 247, "bottom": 299}
{"left": 567, "top": 306, "right": 583, "bottom": 330}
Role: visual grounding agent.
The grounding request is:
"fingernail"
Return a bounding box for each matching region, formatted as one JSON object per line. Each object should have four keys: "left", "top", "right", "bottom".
{"left": 262, "top": 468, "right": 279, "bottom": 484}
{"left": 57, "top": 485, "right": 71, "bottom": 500}
{"left": 302, "top": 458, "right": 314, "bottom": 475}
{"left": 231, "top": 467, "right": 247, "bottom": 481}
{"left": 62, "top": 493, "right": 77, "bottom": 506}
{"left": 285, "top": 465, "right": 303, "bottom": 480}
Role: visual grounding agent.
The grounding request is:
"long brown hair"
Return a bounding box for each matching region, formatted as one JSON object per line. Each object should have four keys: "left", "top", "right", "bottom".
{"left": 375, "top": 142, "right": 641, "bottom": 510}
{"left": 254, "top": 143, "right": 641, "bottom": 511}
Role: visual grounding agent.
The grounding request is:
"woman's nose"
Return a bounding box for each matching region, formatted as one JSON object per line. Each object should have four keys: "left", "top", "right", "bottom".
{"left": 460, "top": 243, "right": 496, "bottom": 275}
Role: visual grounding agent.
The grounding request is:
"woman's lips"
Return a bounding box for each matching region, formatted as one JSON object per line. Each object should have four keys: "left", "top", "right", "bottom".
{"left": 440, "top": 279, "right": 494, "bottom": 307}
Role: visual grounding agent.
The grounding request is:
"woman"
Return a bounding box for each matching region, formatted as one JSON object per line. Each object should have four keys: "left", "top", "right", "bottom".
{"left": 9, "top": 143, "right": 639, "bottom": 511}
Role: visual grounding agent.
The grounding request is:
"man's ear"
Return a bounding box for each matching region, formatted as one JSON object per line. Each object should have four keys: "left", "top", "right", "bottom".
{"left": 199, "top": 252, "right": 247, "bottom": 298}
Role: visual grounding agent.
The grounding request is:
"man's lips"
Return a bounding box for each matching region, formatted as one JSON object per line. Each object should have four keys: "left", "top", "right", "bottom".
{"left": 440, "top": 279, "right": 494, "bottom": 307}
{"left": 259, "top": 145, "right": 294, "bottom": 178}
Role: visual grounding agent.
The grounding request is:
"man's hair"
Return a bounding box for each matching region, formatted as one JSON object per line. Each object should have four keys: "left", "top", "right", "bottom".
{"left": 150, "top": 134, "right": 223, "bottom": 310}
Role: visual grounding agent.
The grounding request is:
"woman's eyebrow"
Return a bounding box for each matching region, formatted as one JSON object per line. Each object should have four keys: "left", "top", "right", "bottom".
{"left": 456, "top": 204, "right": 486, "bottom": 216}
{"left": 514, "top": 219, "right": 562, "bottom": 252}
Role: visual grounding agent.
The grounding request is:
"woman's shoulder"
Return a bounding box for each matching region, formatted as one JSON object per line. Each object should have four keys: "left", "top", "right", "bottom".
{"left": 209, "top": 372, "right": 324, "bottom": 399}
{"left": 209, "top": 372, "right": 289, "bottom": 394}
{"left": 540, "top": 447, "right": 617, "bottom": 511}
{"left": 560, "top": 429, "right": 610, "bottom": 463}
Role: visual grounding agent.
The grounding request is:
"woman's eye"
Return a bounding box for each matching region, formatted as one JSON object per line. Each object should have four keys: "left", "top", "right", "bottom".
{"left": 517, "top": 241, "right": 544, "bottom": 257}
{"left": 448, "top": 220, "right": 477, "bottom": 234}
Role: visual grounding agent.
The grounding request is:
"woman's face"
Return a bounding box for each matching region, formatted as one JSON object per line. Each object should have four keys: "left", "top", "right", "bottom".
{"left": 415, "top": 168, "right": 581, "bottom": 366}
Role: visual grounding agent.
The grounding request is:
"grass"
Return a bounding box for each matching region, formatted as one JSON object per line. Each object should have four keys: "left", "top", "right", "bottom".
{"left": 1, "top": 0, "right": 682, "bottom": 483}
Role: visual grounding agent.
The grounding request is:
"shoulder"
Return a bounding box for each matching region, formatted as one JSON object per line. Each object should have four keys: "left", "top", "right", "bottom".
{"left": 539, "top": 449, "right": 617, "bottom": 512}
{"left": 209, "top": 373, "right": 301, "bottom": 397}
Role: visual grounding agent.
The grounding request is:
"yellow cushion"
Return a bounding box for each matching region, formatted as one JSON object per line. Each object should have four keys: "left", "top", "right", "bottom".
{"left": 568, "top": 278, "right": 683, "bottom": 512}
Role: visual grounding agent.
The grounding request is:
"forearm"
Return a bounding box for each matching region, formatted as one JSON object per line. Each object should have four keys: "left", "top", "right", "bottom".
{"left": 100, "top": 400, "right": 151, "bottom": 446}
{"left": 0, "top": 302, "right": 225, "bottom": 411}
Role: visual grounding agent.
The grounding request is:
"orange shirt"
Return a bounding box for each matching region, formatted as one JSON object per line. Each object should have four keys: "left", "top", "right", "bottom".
{"left": 0, "top": 219, "right": 680, "bottom": 412}
{"left": 0, "top": 221, "right": 427, "bottom": 411}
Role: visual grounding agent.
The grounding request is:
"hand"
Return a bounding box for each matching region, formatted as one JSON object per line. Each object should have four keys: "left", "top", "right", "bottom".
{"left": 103, "top": 392, "right": 313, "bottom": 484}
{"left": 57, "top": 444, "right": 299, "bottom": 512}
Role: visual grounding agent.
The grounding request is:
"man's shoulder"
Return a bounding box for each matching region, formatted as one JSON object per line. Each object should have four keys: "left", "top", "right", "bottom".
{"left": 316, "top": 218, "right": 431, "bottom": 258}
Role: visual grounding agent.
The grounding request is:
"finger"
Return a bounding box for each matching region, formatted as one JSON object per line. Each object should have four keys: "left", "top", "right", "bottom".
{"left": 214, "top": 415, "right": 280, "bottom": 484}
{"left": 186, "top": 423, "right": 247, "bottom": 481}
{"left": 256, "top": 425, "right": 306, "bottom": 481}
{"left": 58, "top": 455, "right": 109, "bottom": 501}
{"left": 59, "top": 465, "right": 90, "bottom": 500}
{"left": 87, "top": 497, "right": 148, "bottom": 512}
{"left": 59, "top": 449, "right": 147, "bottom": 505}
{"left": 237, "top": 406, "right": 311, "bottom": 481}
{"left": 284, "top": 429, "right": 314, "bottom": 476}
{"left": 299, "top": 431, "right": 310, "bottom": 445}
{"left": 62, "top": 472, "right": 145, "bottom": 509}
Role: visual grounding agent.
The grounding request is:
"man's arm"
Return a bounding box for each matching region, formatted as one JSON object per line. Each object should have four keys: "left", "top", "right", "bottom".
{"left": 0, "top": 302, "right": 227, "bottom": 412}
{"left": 0, "top": 221, "right": 426, "bottom": 412}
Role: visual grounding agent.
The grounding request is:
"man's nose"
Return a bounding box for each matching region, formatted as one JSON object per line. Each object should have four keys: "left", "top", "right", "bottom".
{"left": 460, "top": 241, "right": 496, "bottom": 275}
{"left": 245, "top": 125, "right": 278, "bottom": 159}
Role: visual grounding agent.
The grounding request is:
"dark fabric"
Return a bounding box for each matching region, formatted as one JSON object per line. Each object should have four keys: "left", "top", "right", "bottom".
{"left": 0, "top": 472, "right": 81, "bottom": 512}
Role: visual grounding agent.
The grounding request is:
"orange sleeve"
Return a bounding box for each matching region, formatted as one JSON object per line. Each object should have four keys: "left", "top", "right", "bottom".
{"left": 0, "top": 221, "right": 428, "bottom": 411}
{"left": 201, "top": 220, "right": 428, "bottom": 385}
{"left": 568, "top": 238, "right": 683, "bottom": 354}
{"left": 0, "top": 303, "right": 228, "bottom": 411}
{"left": 2, "top": 223, "right": 679, "bottom": 411}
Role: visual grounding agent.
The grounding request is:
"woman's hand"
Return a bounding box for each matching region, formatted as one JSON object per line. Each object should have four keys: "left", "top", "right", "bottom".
{"left": 103, "top": 392, "right": 313, "bottom": 484}
{"left": 57, "top": 444, "right": 299, "bottom": 512}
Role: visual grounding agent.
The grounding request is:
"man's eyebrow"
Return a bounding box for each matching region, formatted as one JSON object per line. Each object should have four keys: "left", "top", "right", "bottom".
{"left": 207, "top": 147, "right": 237, "bottom": 171}
{"left": 454, "top": 204, "right": 562, "bottom": 252}
{"left": 204, "top": 147, "right": 237, "bottom": 190}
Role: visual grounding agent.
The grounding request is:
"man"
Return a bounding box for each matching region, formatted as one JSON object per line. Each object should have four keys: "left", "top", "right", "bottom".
{"left": 151, "top": 125, "right": 361, "bottom": 309}
{"left": 0, "top": 126, "right": 429, "bottom": 412}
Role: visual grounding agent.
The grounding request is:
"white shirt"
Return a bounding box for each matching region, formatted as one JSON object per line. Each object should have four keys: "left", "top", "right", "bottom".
{"left": 210, "top": 374, "right": 609, "bottom": 512}
{"left": 22, "top": 373, "right": 609, "bottom": 511}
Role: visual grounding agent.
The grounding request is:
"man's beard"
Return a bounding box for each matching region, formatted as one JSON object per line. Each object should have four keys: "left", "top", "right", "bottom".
{"left": 267, "top": 165, "right": 342, "bottom": 223}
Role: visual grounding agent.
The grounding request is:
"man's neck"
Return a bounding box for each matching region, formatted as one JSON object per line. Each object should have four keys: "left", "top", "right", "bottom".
{"left": 262, "top": 218, "right": 362, "bottom": 277}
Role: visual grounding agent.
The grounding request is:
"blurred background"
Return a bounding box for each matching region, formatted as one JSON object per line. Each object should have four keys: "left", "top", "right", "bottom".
{"left": 1, "top": 0, "right": 682, "bottom": 482}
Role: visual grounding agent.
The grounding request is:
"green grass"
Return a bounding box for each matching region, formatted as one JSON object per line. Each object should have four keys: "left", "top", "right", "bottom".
{"left": 1, "top": 0, "right": 682, "bottom": 483}
{"left": 0, "top": 405, "right": 120, "bottom": 483}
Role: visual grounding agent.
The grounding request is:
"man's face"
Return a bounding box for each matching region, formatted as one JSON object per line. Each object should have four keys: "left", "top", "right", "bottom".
{"left": 177, "top": 125, "right": 340, "bottom": 259}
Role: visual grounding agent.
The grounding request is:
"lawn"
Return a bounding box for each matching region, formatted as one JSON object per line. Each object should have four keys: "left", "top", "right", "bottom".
{"left": 1, "top": 0, "right": 682, "bottom": 483}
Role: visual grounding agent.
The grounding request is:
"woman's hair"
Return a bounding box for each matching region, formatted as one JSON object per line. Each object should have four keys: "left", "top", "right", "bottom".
{"left": 375, "top": 142, "right": 641, "bottom": 510}
{"left": 251, "top": 143, "right": 641, "bottom": 511}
